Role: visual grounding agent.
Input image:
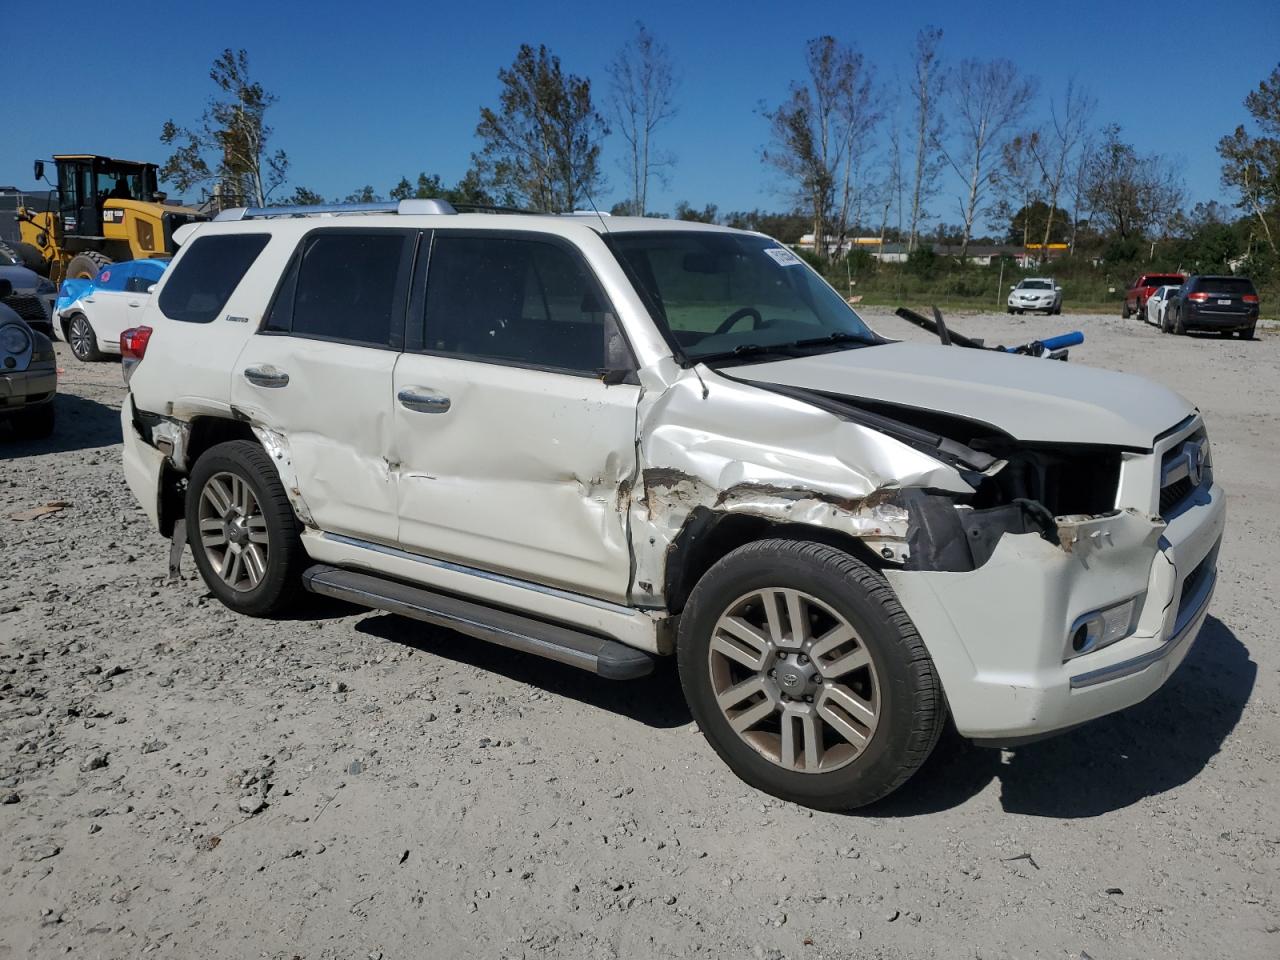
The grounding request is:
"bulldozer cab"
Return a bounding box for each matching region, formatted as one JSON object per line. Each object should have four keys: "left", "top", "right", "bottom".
{"left": 44, "top": 155, "right": 162, "bottom": 239}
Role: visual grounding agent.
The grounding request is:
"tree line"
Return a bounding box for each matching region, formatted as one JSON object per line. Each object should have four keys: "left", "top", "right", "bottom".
{"left": 158, "top": 35, "right": 1279, "bottom": 281}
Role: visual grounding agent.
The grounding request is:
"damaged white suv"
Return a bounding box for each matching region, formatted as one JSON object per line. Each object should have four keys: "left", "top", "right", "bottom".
{"left": 120, "top": 200, "right": 1226, "bottom": 810}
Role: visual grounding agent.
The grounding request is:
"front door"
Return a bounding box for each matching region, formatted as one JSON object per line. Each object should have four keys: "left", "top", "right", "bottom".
{"left": 391, "top": 231, "right": 641, "bottom": 602}
{"left": 229, "top": 228, "right": 416, "bottom": 543}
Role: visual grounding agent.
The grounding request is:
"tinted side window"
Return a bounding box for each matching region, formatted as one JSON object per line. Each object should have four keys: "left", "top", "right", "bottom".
{"left": 158, "top": 234, "right": 269, "bottom": 323}
{"left": 421, "top": 235, "right": 620, "bottom": 374}
{"left": 269, "top": 232, "right": 410, "bottom": 348}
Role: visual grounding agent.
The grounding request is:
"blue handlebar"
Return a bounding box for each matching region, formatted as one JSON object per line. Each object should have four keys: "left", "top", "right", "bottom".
{"left": 1040, "top": 331, "right": 1084, "bottom": 350}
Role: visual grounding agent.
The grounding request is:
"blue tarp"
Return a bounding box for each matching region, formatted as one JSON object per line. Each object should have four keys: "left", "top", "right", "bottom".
{"left": 56, "top": 258, "right": 168, "bottom": 313}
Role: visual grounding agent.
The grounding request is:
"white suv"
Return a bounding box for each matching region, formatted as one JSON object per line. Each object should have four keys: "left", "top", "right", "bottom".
{"left": 120, "top": 200, "right": 1226, "bottom": 810}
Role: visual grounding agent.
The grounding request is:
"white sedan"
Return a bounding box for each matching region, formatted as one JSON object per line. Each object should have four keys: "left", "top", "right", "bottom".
{"left": 1007, "top": 278, "right": 1063, "bottom": 315}
{"left": 55, "top": 260, "right": 167, "bottom": 362}
{"left": 1144, "top": 284, "right": 1181, "bottom": 327}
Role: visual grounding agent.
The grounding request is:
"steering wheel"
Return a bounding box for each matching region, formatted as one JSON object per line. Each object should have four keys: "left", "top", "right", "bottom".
{"left": 713, "top": 306, "right": 763, "bottom": 335}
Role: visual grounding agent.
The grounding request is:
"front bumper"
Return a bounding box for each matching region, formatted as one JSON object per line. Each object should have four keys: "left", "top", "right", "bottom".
{"left": 885, "top": 462, "right": 1226, "bottom": 741}
{"left": 0, "top": 364, "right": 57, "bottom": 413}
{"left": 1009, "top": 297, "right": 1054, "bottom": 310}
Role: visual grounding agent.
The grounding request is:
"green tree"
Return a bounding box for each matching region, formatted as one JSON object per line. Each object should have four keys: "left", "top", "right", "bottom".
{"left": 1007, "top": 200, "right": 1070, "bottom": 245}
{"left": 288, "top": 186, "right": 326, "bottom": 205}
{"left": 1084, "top": 124, "right": 1183, "bottom": 241}
{"left": 474, "top": 44, "right": 609, "bottom": 211}
{"left": 160, "top": 49, "right": 288, "bottom": 206}
{"left": 674, "top": 201, "right": 718, "bottom": 223}
{"left": 389, "top": 170, "right": 496, "bottom": 206}
{"left": 1217, "top": 63, "right": 1280, "bottom": 255}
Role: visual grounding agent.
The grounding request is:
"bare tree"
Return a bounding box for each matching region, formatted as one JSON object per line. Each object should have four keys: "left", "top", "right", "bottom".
{"left": 906, "top": 27, "right": 945, "bottom": 252}
{"left": 1065, "top": 133, "right": 1095, "bottom": 253}
{"left": 1085, "top": 124, "right": 1184, "bottom": 242}
{"left": 941, "top": 59, "right": 1037, "bottom": 260}
{"left": 160, "top": 49, "right": 289, "bottom": 206}
{"left": 607, "top": 22, "right": 678, "bottom": 217}
{"left": 1217, "top": 62, "right": 1280, "bottom": 255}
{"left": 763, "top": 36, "right": 878, "bottom": 260}
{"left": 1029, "top": 79, "right": 1094, "bottom": 253}
{"left": 993, "top": 131, "right": 1043, "bottom": 248}
{"left": 474, "top": 45, "right": 609, "bottom": 212}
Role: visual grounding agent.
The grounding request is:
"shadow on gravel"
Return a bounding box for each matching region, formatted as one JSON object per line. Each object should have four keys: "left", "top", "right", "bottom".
{"left": 0, "top": 392, "right": 121, "bottom": 455}
{"left": 867, "top": 615, "right": 1254, "bottom": 819}
{"left": 356, "top": 612, "right": 692, "bottom": 730}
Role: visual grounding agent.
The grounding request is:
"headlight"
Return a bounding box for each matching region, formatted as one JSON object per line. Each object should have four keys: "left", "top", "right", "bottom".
{"left": 1066, "top": 596, "right": 1142, "bottom": 660}
{"left": 0, "top": 322, "right": 31, "bottom": 354}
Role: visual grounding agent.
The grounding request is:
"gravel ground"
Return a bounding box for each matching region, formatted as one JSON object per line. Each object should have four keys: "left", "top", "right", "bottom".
{"left": 1, "top": 310, "right": 1277, "bottom": 960}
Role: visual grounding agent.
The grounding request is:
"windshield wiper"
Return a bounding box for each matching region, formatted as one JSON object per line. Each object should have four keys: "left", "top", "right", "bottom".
{"left": 790, "top": 331, "right": 872, "bottom": 349}
{"left": 693, "top": 343, "right": 803, "bottom": 364}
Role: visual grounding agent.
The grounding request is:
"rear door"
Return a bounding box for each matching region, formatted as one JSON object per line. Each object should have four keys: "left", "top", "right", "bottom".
{"left": 389, "top": 230, "right": 640, "bottom": 601}
{"left": 229, "top": 228, "right": 416, "bottom": 543}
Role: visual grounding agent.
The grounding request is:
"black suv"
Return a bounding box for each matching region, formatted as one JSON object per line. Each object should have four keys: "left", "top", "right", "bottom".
{"left": 1164, "top": 275, "right": 1259, "bottom": 338}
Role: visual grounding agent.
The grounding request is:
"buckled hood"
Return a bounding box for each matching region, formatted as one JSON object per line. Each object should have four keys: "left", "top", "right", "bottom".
{"left": 726, "top": 341, "right": 1194, "bottom": 449}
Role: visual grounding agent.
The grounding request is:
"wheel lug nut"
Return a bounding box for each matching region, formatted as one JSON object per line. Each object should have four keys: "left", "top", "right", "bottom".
{"left": 804, "top": 695, "right": 814, "bottom": 703}
{"left": 797, "top": 654, "right": 808, "bottom": 664}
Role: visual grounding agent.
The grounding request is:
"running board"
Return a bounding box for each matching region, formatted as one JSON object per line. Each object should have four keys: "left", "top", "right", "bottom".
{"left": 302, "top": 565, "right": 656, "bottom": 680}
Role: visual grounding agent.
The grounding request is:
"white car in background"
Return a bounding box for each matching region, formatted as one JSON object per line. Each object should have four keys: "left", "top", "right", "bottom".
{"left": 1144, "top": 284, "right": 1181, "bottom": 327}
{"left": 1007, "top": 278, "right": 1063, "bottom": 315}
{"left": 56, "top": 259, "right": 167, "bottom": 362}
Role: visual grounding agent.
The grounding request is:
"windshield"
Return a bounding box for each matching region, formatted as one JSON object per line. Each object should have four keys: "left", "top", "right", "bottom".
{"left": 1018, "top": 280, "right": 1052, "bottom": 290}
{"left": 605, "top": 231, "right": 876, "bottom": 362}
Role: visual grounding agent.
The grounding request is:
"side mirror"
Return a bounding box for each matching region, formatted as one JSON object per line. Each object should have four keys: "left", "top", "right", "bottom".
{"left": 147, "top": 284, "right": 157, "bottom": 294}
{"left": 33, "top": 160, "right": 44, "bottom": 182}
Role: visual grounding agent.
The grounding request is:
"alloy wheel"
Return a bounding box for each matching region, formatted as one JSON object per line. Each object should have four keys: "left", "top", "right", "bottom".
{"left": 707, "top": 588, "right": 880, "bottom": 774}
{"left": 70, "top": 317, "right": 93, "bottom": 360}
{"left": 197, "top": 471, "right": 270, "bottom": 592}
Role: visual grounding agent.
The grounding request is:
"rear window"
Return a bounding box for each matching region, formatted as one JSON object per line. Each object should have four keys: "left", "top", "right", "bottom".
{"left": 158, "top": 234, "right": 269, "bottom": 323}
{"left": 1194, "top": 277, "right": 1255, "bottom": 295}
{"left": 1140, "top": 275, "right": 1183, "bottom": 288}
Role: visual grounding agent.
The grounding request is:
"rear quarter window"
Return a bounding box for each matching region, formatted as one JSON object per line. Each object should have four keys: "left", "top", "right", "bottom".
{"left": 157, "top": 233, "right": 270, "bottom": 323}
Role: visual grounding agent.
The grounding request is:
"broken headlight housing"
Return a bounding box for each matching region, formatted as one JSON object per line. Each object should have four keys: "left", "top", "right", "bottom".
{"left": 1065, "top": 595, "right": 1142, "bottom": 661}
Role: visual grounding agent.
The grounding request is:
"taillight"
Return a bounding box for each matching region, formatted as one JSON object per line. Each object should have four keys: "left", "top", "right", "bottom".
{"left": 120, "top": 325, "right": 153, "bottom": 383}
{"left": 1243, "top": 294, "right": 1259, "bottom": 303}
{"left": 1187, "top": 292, "right": 1210, "bottom": 303}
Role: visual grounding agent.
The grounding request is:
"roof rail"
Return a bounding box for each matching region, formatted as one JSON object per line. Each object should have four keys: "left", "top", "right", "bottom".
{"left": 212, "top": 198, "right": 457, "bottom": 221}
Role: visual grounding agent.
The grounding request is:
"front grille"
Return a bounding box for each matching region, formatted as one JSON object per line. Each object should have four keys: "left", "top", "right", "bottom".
{"left": 1160, "top": 478, "right": 1193, "bottom": 514}
{"left": 3, "top": 295, "right": 48, "bottom": 324}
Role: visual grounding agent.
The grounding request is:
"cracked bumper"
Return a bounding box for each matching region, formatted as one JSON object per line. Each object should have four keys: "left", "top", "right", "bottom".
{"left": 885, "top": 482, "right": 1227, "bottom": 740}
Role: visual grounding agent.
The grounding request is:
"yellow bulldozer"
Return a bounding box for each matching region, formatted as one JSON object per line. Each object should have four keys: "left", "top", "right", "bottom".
{"left": 16, "top": 155, "right": 207, "bottom": 282}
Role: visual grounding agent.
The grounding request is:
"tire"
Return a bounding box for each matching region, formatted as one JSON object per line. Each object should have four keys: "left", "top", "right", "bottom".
{"left": 1241, "top": 324, "right": 1257, "bottom": 340}
{"left": 1122, "top": 303, "right": 1131, "bottom": 319}
{"left": 10, "top": 404, "right": 55, "bottom": 440}
{"left": 64, "top": 251, "right": 112, "bottom": 280}
{"left": 1173, "top": 308, "right": 1187, "bottom": 336}
{"left": 66, "top": 314, "right": 102, "bottom": 362}
{"left": 1006, "top": 308, "right": 1014, "bottom": 315}
{"left": 185, "top": 440, "right": 305, "bottom": 617}
{"left": 14, "top": 242, "right": 47, "bottom": 273}
{"left": 677, "top": 539, "right": 945, "bottom": 811}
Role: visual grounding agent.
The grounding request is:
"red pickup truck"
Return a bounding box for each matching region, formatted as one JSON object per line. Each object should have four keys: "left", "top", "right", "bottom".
{"left": 1123, "top": 273, "right": 1186, "bottom": 318}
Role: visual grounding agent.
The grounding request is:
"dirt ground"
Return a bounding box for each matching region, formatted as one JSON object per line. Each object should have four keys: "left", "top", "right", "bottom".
{"left": 1, "top": 309, "right": 1277, "bottom": 960}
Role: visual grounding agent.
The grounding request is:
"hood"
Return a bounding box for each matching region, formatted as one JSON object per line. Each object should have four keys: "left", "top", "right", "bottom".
{"left": 0, "top": 264, "right": 41, "bottom": 292}
{"left": 726, "top": 341, "right": 1194, "bottom": 449}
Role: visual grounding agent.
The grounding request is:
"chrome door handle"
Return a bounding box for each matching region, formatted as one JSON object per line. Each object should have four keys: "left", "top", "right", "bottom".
{"left": 243, "top": 364, "right": 290, "bottom": 388}
{"left": 398, "top": 388, "right": 451, "bottom": 413}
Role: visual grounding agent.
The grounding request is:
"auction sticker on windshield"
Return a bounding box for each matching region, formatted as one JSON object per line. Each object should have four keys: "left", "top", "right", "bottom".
{"left": 764, "top": 246, "right": 803, "bottom": 266}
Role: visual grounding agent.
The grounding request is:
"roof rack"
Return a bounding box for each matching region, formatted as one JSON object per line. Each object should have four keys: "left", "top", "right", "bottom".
{"left": 212, "top": 198, "right": 457, "bottom": 221}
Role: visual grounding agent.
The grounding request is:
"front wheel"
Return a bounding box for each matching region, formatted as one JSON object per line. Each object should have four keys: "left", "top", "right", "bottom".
{"left": 677, "top": 540, "right": 945, "bottom": 811}
{"left": 67, "top": 314, "right": 102, "bottom": 362}
{"left": 186, "top": 440, "right": 305, "bottom": 616}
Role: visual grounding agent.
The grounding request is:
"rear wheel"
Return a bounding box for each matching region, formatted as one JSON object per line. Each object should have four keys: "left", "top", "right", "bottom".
{"left": 1241, "top": 324, "right": 1257, "bottom": 340}
{"left": 186, "top": 440, "right": 305, "bottom": 617}
{"left": 677, "top": 539, "right": 945, "bottom": 811}
{"left": 64, "top": 251, "right": 112, "bottom": 280}
{"left": 67, "top": 314, "right": 102, "bottom": 362}
{"left": 1173, "top": 308, "right": 1187, "bottom": 335}
{"left": 1122, "top": 302, "right": 1131, "bottom": 319}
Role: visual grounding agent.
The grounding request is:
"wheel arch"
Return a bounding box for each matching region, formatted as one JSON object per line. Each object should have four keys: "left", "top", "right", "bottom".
{"left": 662, "top": 506, "right": 886, "bottom": 616}
{"left": 157, "top": 415, "right": 260, "bottom": 537}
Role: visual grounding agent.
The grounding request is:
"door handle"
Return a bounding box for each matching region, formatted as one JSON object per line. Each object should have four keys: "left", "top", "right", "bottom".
{"left": 243, "top": 364, "right": 290, "bottom": 388}
{"left": 127, "top": 301, "right": 141, "bottom": 307}
{"left": 398, "top": 388, "right": 451, "bottom": 413}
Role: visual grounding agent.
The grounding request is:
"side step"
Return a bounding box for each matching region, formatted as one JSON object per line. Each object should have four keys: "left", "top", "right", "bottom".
{"left": 302, "top": 565, "right": 656, "bottom": 680}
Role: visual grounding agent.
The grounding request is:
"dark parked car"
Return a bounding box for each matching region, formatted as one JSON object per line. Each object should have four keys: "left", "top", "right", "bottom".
{"left": 1163, "top": 276, "right": 1260, "bottom": 338}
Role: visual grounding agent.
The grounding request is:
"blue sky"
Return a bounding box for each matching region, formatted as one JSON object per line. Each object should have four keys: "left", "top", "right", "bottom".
{"left": 5, "top": 0, "right": 1277, "bottom": 231}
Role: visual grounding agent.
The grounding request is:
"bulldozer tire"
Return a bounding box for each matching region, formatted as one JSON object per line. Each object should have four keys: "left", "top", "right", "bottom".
{"left": 66, "top": 252, "right": 113, "bottom": 280}
{"left": 14, "top": 242, "right": 47, "bottom": 273}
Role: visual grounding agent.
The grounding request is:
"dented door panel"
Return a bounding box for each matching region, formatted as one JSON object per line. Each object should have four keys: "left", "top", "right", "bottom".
{"left": 229, "top": 336, "right": 398, "bottom": 542}
{"left": 391, "top": 353, "right": 640, "bottom": 602}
